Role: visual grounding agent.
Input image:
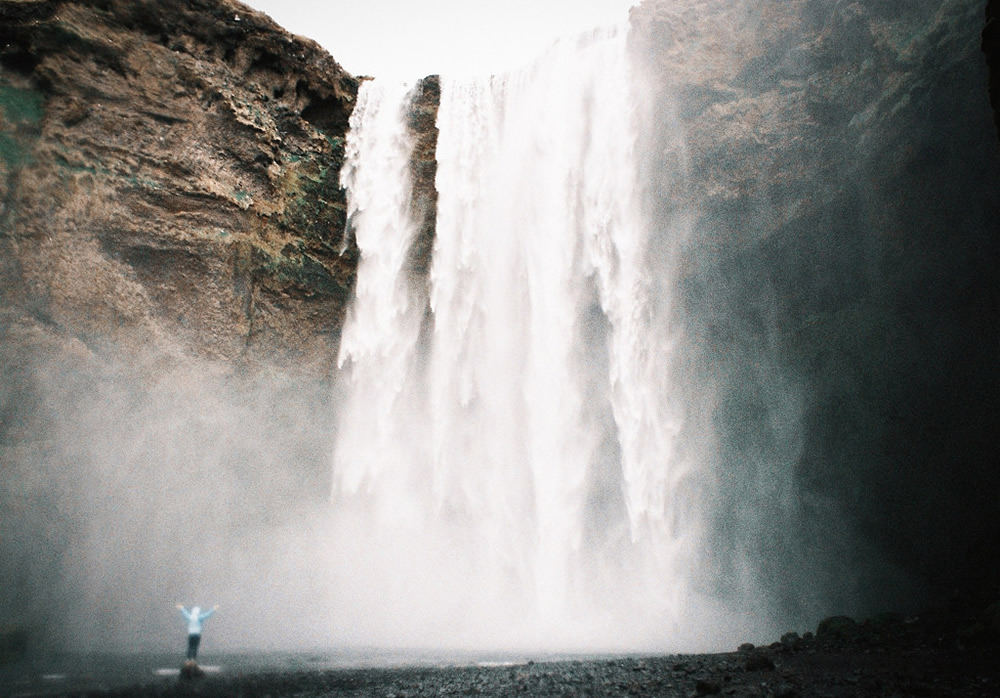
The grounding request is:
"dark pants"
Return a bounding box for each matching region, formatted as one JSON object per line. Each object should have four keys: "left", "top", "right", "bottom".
{"left": 186, "top": 633, "right": 201, "bottom": 660}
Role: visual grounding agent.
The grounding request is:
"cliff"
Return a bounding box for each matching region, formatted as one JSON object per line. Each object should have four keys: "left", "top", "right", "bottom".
{"left": 629, "top": 0, "right": 1000, "bottom": 614}
{"left": 0, "top": 0, "right": 359, "bottom": 373}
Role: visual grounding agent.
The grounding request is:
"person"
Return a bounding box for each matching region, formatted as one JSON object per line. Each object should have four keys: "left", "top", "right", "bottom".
{"left": 176, "top": 604, "right": 218, "bottom": 661}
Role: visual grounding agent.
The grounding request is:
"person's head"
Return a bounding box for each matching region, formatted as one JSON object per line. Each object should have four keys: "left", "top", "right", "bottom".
{"left": 192, "top": 606, "right": 200, "bottom": 616}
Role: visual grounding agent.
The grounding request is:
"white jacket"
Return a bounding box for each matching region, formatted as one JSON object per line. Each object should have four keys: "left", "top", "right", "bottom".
{"left": 179, "top": 605, "right": 216, "bottom": 635}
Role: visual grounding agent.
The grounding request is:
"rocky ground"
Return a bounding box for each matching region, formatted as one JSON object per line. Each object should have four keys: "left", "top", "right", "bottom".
{"left": 29, "top": 602, "right": 1000, "bottom": 697}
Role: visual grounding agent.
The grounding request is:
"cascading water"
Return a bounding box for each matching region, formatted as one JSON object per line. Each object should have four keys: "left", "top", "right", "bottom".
{"left": 331, "top": 26, "right": 712, "bottom": 651}
{"left": 335, "top": 79, "right": 426, "bottom": 509}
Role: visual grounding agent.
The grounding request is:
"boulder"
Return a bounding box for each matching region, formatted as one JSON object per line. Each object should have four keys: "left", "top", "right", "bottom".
{"left": 816, "top": 615, "right": 858, "bottom": 640}
{"left": 180, "top": 659, "right": 205, "bottom": 680}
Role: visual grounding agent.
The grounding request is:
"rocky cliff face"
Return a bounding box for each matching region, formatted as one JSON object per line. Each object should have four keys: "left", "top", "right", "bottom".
{"left": 629, "top": 0, "right": 1000, "bottom": 616}
{"left": 0, "top": 0, "right": 358, "bottom": 372}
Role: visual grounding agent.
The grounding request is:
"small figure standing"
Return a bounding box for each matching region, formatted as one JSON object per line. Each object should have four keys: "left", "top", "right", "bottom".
{"left": 176, "top": 604, "right": 218, "bottom": 661}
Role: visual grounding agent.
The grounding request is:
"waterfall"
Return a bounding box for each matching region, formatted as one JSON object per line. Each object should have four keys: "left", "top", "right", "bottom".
{"left": 332, "top": 27, "right": 706, "bottom": 651}
{"left": 335, "top": 79, "right": 426, "bottom": 509}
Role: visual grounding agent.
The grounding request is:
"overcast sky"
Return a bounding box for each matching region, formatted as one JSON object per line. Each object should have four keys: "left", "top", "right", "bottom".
{"left": 242, "top": 0, "right": 638, "bottom": 80}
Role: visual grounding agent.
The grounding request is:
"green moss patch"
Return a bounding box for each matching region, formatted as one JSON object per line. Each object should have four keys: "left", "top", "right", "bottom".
{"left": 0, "top": 84, "right": 44, "bottom": 125}
{"left": 280, "top": 162, "right": 347, "bottom": 253}
{"left": 0, "top": 83, "right": 45, "bottom": 169}
{"left": 0, "top": 132, "right": 28, "bottom": 168}
{"left": 250, "top": 243, "right": 349, "bottom": 302}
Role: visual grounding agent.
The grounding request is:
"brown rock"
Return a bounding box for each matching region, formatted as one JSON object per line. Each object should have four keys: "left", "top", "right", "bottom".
{"left": 0, "top": 0, "right": 360, "bottom": 373}
{"left": 180, "top": 659, "right": 205, "bottom": 680}
{"left": 743, "top": 652, "right": 775, "bottom": 672}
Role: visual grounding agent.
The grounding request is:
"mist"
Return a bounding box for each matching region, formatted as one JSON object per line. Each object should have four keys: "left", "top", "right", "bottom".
{"left": 0, "top": 331, "right": 345, "bottom": 652}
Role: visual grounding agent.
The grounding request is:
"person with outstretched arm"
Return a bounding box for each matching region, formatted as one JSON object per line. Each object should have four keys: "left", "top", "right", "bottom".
{"left": 176, "top": 604, "right": 218, "bottom": 661}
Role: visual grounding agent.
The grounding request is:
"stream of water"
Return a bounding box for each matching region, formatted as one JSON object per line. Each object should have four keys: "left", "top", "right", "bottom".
{"left": 331, "top": 27, "right": 715, "bottom": 651}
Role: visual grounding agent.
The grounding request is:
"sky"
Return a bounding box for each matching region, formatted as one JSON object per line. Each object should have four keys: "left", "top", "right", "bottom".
{"left": 242, "top": 0, "right": 638, "bottom": 79}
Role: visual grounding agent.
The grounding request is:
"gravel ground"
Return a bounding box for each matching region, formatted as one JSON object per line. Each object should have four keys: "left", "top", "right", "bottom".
{"left": 13, "top": 605, "right": 1000, "bottom": 697}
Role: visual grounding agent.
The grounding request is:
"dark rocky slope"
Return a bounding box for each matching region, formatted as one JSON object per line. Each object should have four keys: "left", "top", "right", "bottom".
{"left": 984, "top": 0, "right": 1000, "bottom": 136}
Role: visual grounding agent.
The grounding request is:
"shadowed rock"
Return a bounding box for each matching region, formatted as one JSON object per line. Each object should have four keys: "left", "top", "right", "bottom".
{"left": 180, "top": 660, "right": 205, "bottom": 680}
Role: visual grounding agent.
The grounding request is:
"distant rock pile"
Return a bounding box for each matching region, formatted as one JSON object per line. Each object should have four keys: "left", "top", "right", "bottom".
{"left": 180, "top": 660, "right": 205, "bottom": 680}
